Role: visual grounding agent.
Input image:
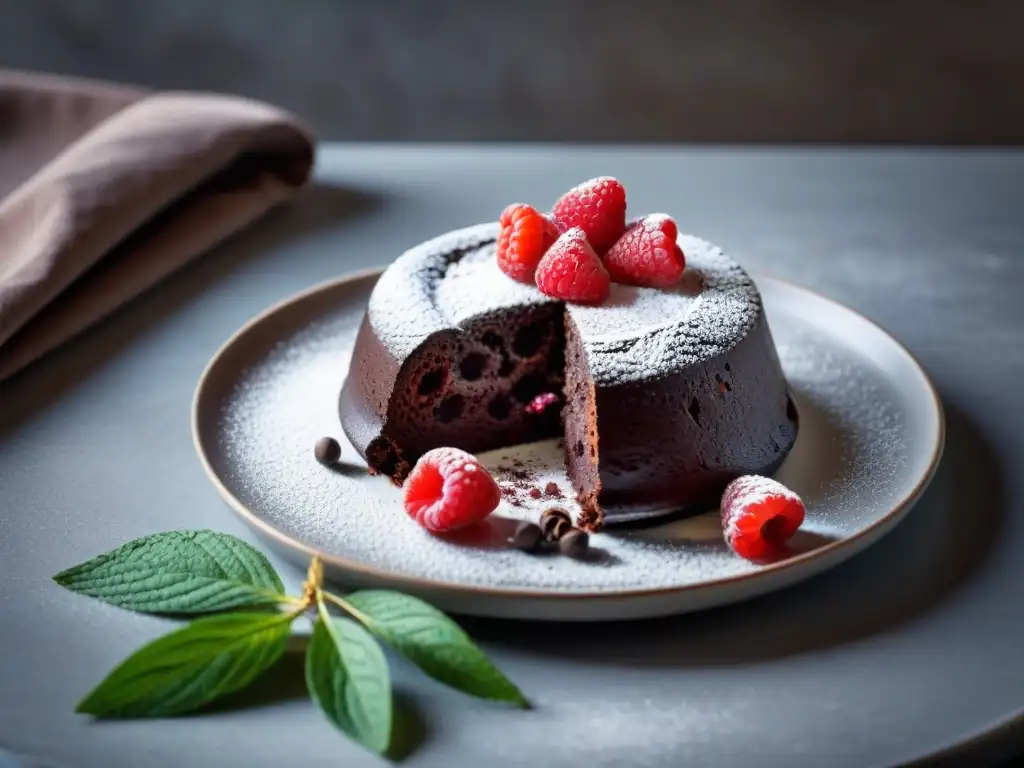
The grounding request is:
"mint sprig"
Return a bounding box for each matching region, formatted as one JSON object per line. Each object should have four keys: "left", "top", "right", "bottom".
{"left": 307, "top": 597, "right": 393, "bottom": 752}
{"left": 54, "top": 530, "right": 288, "bottom": 615}
{"left": 342, "top": 590, "right": 528, "bottom": 706}
{"left": 54, "top": 530, "right": 527, "bottom": 757}
{"left": 76, "top": 611, "right": 294, "bottom": 717}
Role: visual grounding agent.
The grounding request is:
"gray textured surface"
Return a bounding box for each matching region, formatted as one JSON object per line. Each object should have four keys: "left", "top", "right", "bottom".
{"left": 1, "top": 146, "right": 1023, "bottom": 767}
{"left": 1, "top": 0, "right": 1023, "bottom": 143}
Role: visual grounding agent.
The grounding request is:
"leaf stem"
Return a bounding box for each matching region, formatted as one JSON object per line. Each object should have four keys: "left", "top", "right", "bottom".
{"left": 315, "top": 592, "right": 332, "bottom": 624}
{"left": 299, "top": 556, "right": 325, "bottom": 611}
{"left": 320, "top": 589, "right": 372, "bottom": 625}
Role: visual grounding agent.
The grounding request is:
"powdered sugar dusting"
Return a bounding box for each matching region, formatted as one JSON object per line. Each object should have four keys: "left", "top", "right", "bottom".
{"left": 567, "top": 270, "right": 704, "bottom": 338}
{"left": 639, "top": 212, "right": 673, "bottom": 229}
{"left": 573, "top": 235, "right": 760, "bottom": 383}
{"left": 723, "top": 474, "right": 800, "bottom": 510}
{"left": 433, "top": 240, "right": 547, "bottom": 326}
{"left": 366, "top": 223, "right": 501, "bottom": 358}
{"left": 368, "top": 223, "right": 760, "bottom": 386}
{"left": 208, "top": 276, "right": 921, "bottom": 595}
{"left": 720, "top": 475, "right": 803, "bottom": 542}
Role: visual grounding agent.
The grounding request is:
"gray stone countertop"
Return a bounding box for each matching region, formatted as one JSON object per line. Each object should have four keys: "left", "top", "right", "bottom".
{"left": 1, "top": 146, "right": 1022, "bottom": 767}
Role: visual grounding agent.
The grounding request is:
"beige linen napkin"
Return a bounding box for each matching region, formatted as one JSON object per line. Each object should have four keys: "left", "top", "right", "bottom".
{"left": 0, "top": 71, "right": 315, "bottom": 381}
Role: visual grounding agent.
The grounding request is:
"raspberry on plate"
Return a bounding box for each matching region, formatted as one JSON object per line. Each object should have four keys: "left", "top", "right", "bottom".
{"left": 497, "top": 203, "right": 560, "bottom": 283}
{"left": 404, "top": 447, "right": 501, "bottom": 533}
{"left": 534, "top": 228, "right": 611, "bottom": 304}
{"left": 720, "top": 475, "right": 805, "bottom": 560}
{"left": 551, "top": 176, "right": 627, "bottom": 255}
{"left": 603, "top": 214, "right": 685, "bottom": 288}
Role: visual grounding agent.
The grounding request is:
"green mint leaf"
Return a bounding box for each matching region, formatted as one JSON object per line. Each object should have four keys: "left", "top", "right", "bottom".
{"left": 76, "top": 612, "right": 293, "bottom": 717}
{"left": 53, "top": 530, "right": 287, "bottom": 615}
{"left": 346, "top": 590, "right": 527, "bottom": 707}
{"left": 306, "top": 605, "right": 392, "bottom": 754}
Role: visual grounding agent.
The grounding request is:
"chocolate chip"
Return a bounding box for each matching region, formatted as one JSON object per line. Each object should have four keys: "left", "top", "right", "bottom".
{"left": 552, "top": 518, "right": 574, "bottom": 541}
{"left": 540, "top": 507, "right": 571, "bottom": 526}
{"left": 544, "top": 481, "right": 561, "bottom": 497}
{"left": 314, "top": 437, "right": 342, "bottom": 465}
{"left": 540, "top": 516, "right": 560, "bottom": 540}
{"left": 559, "top": 529, "right": 589, "bottom": 559}
{"left": 539, "top": 507, "right": 572, "bottom": 540}
{"left": 529, "top": 487, "right": 542, "bottom": 499}
{"left": 542, "top": 518, "right": 573, "bottom": 542}
{"left": 510, "top": 521, "right": 544, "bottom": 553}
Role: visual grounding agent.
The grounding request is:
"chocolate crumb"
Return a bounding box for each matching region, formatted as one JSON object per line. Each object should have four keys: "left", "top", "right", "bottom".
{"left": 575, "top": 491, "right": 603, "bottom": 531}
{"left": 314, "top": 437, "right": 341, "bottom": 465}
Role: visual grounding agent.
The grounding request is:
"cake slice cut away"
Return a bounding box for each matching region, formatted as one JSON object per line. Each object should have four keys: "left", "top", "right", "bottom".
{"left": 338, "top": 223, "right": 798, "bottom": 528}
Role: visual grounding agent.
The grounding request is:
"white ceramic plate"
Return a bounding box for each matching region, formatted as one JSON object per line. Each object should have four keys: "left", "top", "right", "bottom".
{"left": 192, "top": 269, "right": 943, "bottom": 621}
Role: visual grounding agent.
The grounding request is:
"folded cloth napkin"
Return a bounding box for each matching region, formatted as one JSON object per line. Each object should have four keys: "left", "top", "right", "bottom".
{"left": 0, "top": 70, "right": 315, "bottom": 381}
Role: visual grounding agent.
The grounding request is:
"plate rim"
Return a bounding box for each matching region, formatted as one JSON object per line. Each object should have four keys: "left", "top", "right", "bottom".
{"left": 191, "top": 267, "right": 946, "bottom": 602}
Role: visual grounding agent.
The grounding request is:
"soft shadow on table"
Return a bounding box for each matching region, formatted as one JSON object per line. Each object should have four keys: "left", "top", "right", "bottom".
{"left": 203, "top": 647, "right": 310, "bottom": 714}
{"left": 198, "top": 636, "right": 429, "bottom": 760}
{"left": 907, "top": 709, "right": 1024, "bottom": 768}
{"left": 461, "top": 401, "right": 1004, "bottom": 667}
{"left": 0, "top": 183, "right": 381, "bottom": 438}
{"left": 385, "top": 692, "right": 432, "bottom": 762}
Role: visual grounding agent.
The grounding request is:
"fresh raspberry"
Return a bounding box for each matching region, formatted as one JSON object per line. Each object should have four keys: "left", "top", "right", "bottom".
{"left": 534, "top": 228, "right": 611, "bottom": 304}
{"left": 551, "top": 177, "right": 627, "bottom": 255}
{"left": 720, "top": 475, "right": 805, "bottom": 560}
{"left": 496, "top": 204, "right": 559, "bottom": 283}
{"left": 404, "top": 447, "right": 501, "bottom": 533}
{"left": 603, "top": 214, "right": 684, "bottom": 288}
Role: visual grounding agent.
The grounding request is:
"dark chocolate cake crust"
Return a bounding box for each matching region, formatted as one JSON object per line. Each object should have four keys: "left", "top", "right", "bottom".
{"left": 339, "top": 223, "right": 798, "bottom": 525}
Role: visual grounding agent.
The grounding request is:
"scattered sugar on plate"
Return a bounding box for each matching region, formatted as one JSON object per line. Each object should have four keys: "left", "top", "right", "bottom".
{"left": 213, "top": 292, "right": 911, "bottom": 594}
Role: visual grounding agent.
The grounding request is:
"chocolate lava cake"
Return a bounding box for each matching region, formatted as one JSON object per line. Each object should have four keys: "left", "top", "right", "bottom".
{"left": 339, "top": 223, "right": 798, "bottom": 528}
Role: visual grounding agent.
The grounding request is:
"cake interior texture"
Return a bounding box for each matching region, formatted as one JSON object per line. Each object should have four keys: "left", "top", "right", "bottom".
{"left": 378, "top": 303, "right": 565, "bottom": 469}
